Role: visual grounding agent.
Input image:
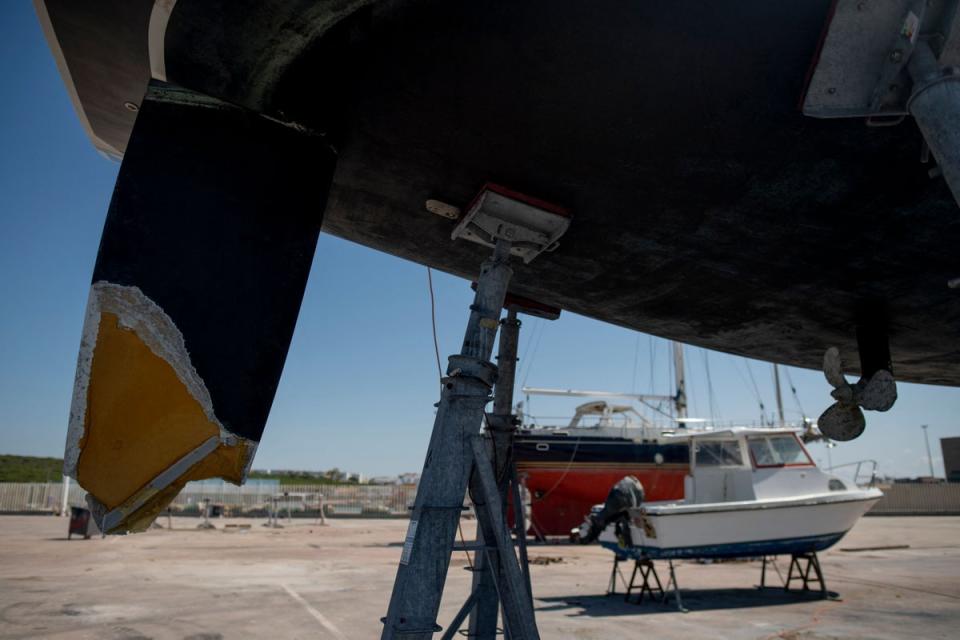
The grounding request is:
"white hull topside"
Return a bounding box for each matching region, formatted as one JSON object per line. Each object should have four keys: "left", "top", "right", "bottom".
{"left": 600, "top": 489, "right": 882, "bottom": 555}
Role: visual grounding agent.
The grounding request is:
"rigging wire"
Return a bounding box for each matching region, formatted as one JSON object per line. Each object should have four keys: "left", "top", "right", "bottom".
{"left": 649, "top": 336, "right": 657, "bottom": 396}
{"left": 531, "top": 436, "right": 583, "bottom": 504}
{"left": 516, "top": 318, "right": 541, "bottom": 387}
{"left": 668, "top": 342, "right": 676, "bottom": 419}
{"left": 700, "top": 348, "right": 718, "bottom": 425}
{"left": 426, "top": 267, "right": 443, "bottom": 382}
{"left": 646, "top": 336, "right": 658, "bottom": 424}
{"left": 638, "top": 398, "right": 677, "bottom": 420}
{"left": 783, "top": 366, "right": 807, "bottom": 419}
{"left": 684, "top": 345, "right": 700, "bottom": 421}
{"left": 735, "top": 358, "right": 767, "bottom": 425}
{"left": 631, "top": 333, "right": 641, "bottom": 393}
{"left": 520, "top": 320, "right": 547, "bottom": 388}
{"left": 425, "top": 267, "right": 472, "bottom": 569}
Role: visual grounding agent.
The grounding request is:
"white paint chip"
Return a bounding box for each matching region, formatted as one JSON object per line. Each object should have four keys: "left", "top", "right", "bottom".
{"left": 64, "top": 281, "right": 257, "bottom": 479}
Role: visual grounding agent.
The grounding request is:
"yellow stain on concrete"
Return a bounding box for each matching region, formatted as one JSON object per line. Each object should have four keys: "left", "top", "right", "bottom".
{"left": 76, "top": 312, "right": 249, "bottom": 530}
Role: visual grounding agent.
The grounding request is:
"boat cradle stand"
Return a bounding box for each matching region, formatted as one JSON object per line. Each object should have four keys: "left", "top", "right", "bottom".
{"left": 380, "top": 186, "right": 571, "bottom": 640}
{"left": 607, "top": 555, "right": 686, "bottom": 612}
{"left": 760, "top": 552, "right": 829, "bottom": 598}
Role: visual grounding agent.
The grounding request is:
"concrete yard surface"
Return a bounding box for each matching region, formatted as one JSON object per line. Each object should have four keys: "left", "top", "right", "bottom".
{"left": 0, "top": 516, "right": 957, "bottom": 639}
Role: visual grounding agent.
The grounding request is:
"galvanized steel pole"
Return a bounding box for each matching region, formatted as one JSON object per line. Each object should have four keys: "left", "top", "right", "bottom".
{"left": 468, "top": 308, "right": 522, "bottom": 638}
{"left": 381, "top": 240, "right": 514, "bottom": 640}
{"left": 908, "top": 40, "right": 960, "bottom": 208}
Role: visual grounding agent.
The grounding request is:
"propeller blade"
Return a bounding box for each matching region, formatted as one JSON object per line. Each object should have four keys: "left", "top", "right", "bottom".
{"left": 858, "top": 369, "right": 898, "bottom": 412}
{"left": 822, "top": 346, "right": 846, "bottom": 389}
{"left": 817, "top": 402, "right": 865, "bottom": 441}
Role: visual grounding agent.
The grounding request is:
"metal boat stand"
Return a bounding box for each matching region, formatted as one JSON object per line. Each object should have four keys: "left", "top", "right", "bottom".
{"left": 615, "top": 556, "right": 687, "bottom": 612}
{"left": 759, "top": 553, "right": 829, "bottom": 598}
{"left": 758, "top": 555, "right": 786, "bottom": 589}
{"left": 785, "top": 552, "right": 828, "bottom": 598}
{"left": 380, "top": 185, "right": 571, "bottom": 640}
{"left": 606, "top": 555, "right": 630, "bottom": 595}
{"left": 458, "top": 294, "right": 558, "bottom": 640}
{"left": 196, "top": 498, "right": 215, "bottom": 530}
{"left": 624, "top": 558, "right": 664, "bottom": 604}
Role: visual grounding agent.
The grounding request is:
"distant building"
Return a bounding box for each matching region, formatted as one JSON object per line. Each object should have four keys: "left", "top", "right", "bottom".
{"left": 398, "top": 472, "right": 420, "bottom": 486}
{"left": 943, "top": 437, "right": 960, "bottom": 483}
{"left": 368, "top": 473, "right": 420, "bottom": 485}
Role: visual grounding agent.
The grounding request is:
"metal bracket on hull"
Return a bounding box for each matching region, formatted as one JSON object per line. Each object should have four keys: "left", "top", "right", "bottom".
{"left": 803, "top": 0, "right": 960, "bottom": 206}
{"left": 451, "top": 183, "right": 572, "bottom": 264}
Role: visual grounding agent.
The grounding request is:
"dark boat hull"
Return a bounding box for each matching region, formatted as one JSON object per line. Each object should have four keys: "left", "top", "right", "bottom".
{"left": 513, "top": 434, "right": 689, "bottom": 537}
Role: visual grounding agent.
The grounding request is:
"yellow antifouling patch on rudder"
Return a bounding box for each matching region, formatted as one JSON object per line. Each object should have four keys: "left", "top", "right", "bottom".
{"left": 76, "top": 311, "right": 248, "bottom": 520}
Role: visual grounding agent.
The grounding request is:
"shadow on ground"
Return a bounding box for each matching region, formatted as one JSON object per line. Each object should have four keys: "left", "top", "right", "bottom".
{"left": 537, "top": 587, "right": 838, "bottom": 616}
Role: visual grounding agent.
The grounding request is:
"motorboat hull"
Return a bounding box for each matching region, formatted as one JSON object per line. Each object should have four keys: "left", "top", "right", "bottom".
{"left": 599, "top": 490, "right": 882, "bottom": 560}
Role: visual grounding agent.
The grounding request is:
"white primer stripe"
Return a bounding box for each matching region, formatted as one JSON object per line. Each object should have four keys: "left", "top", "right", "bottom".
{"left": 148, "top": 0, "right": 178, "bottom": 82}
{"left": 281, "top": 584, "right": 348, "bottom": 640}
{"left": 32, "top": 0, "right": 123, "bottom": 159}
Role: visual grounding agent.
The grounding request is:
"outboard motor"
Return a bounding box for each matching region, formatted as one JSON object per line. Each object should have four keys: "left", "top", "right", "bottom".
{"left": 576, "top": 476, "right": 644, "bottom": 544}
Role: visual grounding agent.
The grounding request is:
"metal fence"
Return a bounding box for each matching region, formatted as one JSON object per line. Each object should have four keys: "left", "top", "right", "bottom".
{"left": 4, "top": 481, "right": 959, "bottom": 518}
{"left": 0, "top": 482, "right": 85, "bottom": 513}
{"left": 0, "top": 482, "right": 418, "bottom": 518}
{"left": 868, "top": 483, "right": 960, "bottom": 515}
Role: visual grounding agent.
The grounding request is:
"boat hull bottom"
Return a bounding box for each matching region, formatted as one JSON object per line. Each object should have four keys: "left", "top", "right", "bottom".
{"left": 600, "top": 531, "right": 846, "bottom": 560}
{"left": 519, "top": 468, "right": 687, "bottom": 537}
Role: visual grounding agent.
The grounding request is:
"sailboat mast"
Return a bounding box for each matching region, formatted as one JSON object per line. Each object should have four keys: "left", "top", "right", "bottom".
{"left": 773, "top": 363, "right": 785, "bottom": 427}
{"left": 672, "top": 341, "right": 687, "bottom": 424}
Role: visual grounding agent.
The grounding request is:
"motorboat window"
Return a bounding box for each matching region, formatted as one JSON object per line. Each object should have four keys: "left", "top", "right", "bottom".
{"left": 748, "top": 434, "right": 813, "bottom": 468}
{"left": 694, "top": 440, "right": 742, "bottom": 466}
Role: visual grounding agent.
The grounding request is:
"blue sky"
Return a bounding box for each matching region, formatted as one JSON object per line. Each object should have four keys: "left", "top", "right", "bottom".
{"left": 1, "top": 4, "right": 957, "bottom": 480}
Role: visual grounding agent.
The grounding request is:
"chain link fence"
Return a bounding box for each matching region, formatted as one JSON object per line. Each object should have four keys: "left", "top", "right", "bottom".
{"left": 4, "top": 481, "right": 959, "bottom": 518}
{"left": 868, "top": 483, "right": 960, "bottom": 515}
{"left": 0, "top": 481, "right": 417, "bottom": 518}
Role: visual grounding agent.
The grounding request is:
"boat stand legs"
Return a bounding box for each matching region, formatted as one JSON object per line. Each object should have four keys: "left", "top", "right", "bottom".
{"left": 785, "top": 552, "right": 827, "bottom": 598}
{"left": 464, "top": 307, "right": 535, "bottom": 640}
{"left": 760, "top": 553, "right": 829, "bottom": 598}
{"left": 606, "top": 555, "right": 628, "bottom": 595}
{"left": 380, "top": 239, "right": 539, "bottom": 640}
{"left": 759, "top": 555, "right": 785, "bottom": 589}
{"left": 664, "top": 560, "right": 686, "bottom": 612}
{"left": 624, "top": 558, "right": 664, "bottom": 604}
{"left": 619, "top": 557, "right": 687, "bottom": 612}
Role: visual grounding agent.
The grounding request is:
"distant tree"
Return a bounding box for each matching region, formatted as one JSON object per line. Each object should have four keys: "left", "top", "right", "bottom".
{"left": 0, "top": 455, "right": 64, "bottom": 482}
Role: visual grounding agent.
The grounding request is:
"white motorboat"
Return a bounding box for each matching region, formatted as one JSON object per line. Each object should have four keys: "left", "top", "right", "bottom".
{"left": 592, "top": 428, "right": 882, "bottom": 560}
